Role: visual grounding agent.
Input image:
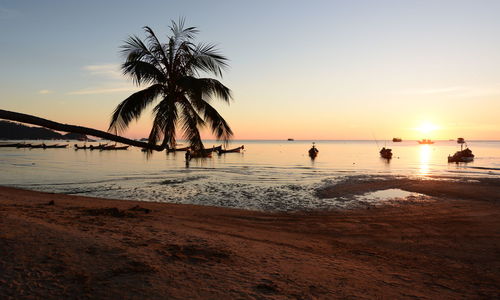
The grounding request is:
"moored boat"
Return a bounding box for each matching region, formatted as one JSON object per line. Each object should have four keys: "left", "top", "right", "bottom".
{"left": 100, "top": 145, "right": 129, "bottom": 150}
{"left": 74, "top": 144, "right": 90, "bottom": 150}
{"left": 16, "top": 143, "right": 32, "bottom": 148}
{"left": 43, "top": 144, "right": 68, "bottom": 149}
{"left": 29, "top": 143, "right": 46, "bottom": 148}
{"left": 89, "top": 143, "right": 108, "bottom": 150}
{"left": 448, "top": 138, "right": 474, "bottom": 163}
{"left": 380, "top": 147, "right": 393, "bottom": 159}
{"left": 218, "top": 145, "right": 244, "bottom": 154}
{"left": 0, "top": 143, "right": 22, "bottom": 148}
{"left": 418, "top": 139, "right": 434, "bottom": 144}
{"left": 308, "top": 143, "right": 319, "bottom": 158}
{"left": 448, "top": 148, "right": 474, "bottom": 163}
{"left": 167, "top": 146, "right": 190, "bottom": 153}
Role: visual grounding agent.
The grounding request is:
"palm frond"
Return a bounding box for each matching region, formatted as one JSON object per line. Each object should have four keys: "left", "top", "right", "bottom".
{"left": 198, "top": 99, "right": 233, "bottom": 143}
{"left": 178, "top": 97, "right": 205, "bottom": 151}
{"left": 150, "top": 97, "right": 178, "bottom": 149}
{"left": 170, "top": 17, "right": 199, "bottom": 41}
{"left": 191, "top": 43, "right": 229, "bottom": 77}
{"left": 179, "top": 76, "right": 232, "bottom": 104}
{"left": 122, "top": 60, "right": 165, "bottom": 86}
{"left": 143, "top": 26, "right": 170, "bottom": 70}
{"left": 109, "top": 84, "right": 163, "bottom": 133}
{"left": 121, "top": 35, "right": 162, "bottom": 71}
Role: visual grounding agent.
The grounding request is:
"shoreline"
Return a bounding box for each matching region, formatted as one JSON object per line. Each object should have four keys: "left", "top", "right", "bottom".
{"left": 4, "top": 175, "right": 500, "bottom": 212}
{"left": 1, "top": 186, "right": 499, "bottom": 299}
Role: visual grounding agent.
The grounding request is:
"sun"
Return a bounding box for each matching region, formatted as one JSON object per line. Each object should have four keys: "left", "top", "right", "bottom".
{"left": 417, "top": 121, "right": 439, "bottom": 135}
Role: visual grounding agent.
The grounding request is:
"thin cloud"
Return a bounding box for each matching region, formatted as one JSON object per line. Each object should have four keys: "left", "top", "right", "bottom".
{"left": 83, "top": 64, "right": 123, "bottom": 80}
{"left": 68, "top": 86, "right": 140, "bottom": 95}
{"left": 38, "top": 89, "right": 54, "bottom": 95}
{"left": 68, "top": 63, "right": 138, "bottom": 95}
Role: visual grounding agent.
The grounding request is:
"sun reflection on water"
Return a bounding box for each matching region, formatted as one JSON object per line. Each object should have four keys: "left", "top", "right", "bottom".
{"left": 419, "top": 145, "right": 431, "bottom": 175}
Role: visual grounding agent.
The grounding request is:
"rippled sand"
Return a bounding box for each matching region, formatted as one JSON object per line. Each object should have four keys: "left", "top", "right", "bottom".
{"left": 1, "top": 178, "right": 499, "bottom": 299}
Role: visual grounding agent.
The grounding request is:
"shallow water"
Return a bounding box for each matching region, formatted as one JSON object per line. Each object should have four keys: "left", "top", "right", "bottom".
{"left": 1, "top": 140, "right": 499, "bottom": 210}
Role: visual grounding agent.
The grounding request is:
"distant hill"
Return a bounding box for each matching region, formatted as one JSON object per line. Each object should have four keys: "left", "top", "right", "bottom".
{"left": 0, "top": 120, "right": 88, "bottom": 140}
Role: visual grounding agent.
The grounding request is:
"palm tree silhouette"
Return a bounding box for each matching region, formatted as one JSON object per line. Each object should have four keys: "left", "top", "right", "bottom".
{"left": 109, "top": 19, "right": 233, "bottom": 152}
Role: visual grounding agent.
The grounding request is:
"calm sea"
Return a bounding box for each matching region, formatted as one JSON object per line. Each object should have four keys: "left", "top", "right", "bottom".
{"left": 1, "top": 140, "right": 499, "bottom": 210}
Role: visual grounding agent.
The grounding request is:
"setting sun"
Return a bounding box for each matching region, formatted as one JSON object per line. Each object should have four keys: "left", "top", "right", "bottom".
{"left": 416, "top": 122, "right": 439, "bottom": 135}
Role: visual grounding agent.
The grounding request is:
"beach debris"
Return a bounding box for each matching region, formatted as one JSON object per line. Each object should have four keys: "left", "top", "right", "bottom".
{"left": 163, "top": 244, "right": 230, "bottom": 263}
{"left": 84, "top": 207, "right": 133, "bottom": 218}
{"left": 254, "top": 279, "right": 279, "bottom": 295}
{"left": 128, "top": 205, "right": 151, "bottom": 214}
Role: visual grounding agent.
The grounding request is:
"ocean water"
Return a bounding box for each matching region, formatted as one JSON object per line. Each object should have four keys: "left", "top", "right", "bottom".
{"left": 1, "top": 140, "right": 499, "bottom": 211}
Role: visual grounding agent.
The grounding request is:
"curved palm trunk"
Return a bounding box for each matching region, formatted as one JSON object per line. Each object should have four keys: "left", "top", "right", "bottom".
{"left": 0, "top": 109, "right": 164, "bottom": 151}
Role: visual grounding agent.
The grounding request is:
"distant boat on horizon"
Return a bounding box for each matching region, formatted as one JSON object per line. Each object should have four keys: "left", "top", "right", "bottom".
{"left": 418, "top": 139, "right": 434, "bottom": 144}
{"left": 287, "top": 138, "right": 294, "bottom": 141}
{"left": 392, "top": 137, "right": 402, "bottom": 142}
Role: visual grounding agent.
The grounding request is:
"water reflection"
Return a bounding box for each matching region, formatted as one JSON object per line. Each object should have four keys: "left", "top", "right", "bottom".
{"left": 419, "top": 145, "right": 431, "bottom": 175}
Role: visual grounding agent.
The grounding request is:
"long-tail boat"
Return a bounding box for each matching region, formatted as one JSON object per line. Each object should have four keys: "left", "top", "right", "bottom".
{"left": 218, "top": 145, "right": 244, "bottom": 154}
{"left": 16, "top": 143, "right": 32, "bottom": 148}
{"left": 89, "top": 143, "right": 108, "bottom": 150}
{"left": 29, "top": 144, "right": 46, "bottom": 148}
{"left": 44, "top": 144, "right": 68, "bottom": 148}
{"left": 167, "top": 146, "right": 190, "bottom": 153}
{"left": 100, "top": 145, "right": 129, "bottom": 150}
{"left": 74, "top": 144, "right": 90, "bottom": 150}
{"left": 0, "top": 143, "right": 22, "bottom": 148}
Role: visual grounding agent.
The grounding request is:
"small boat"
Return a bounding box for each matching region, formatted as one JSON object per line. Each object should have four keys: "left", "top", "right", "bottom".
{"left": 0, "top": 143, "right": 22, "bottom": 148}
{"left": 101, "top": 145, "right": 129, "bottom": 150}
{"left": 448, "top": 138, "right": 474, "bottom": 163}
{"left": 167, "top": 146, "right": 190, "bottom": 153}
{"left": 287, "top": 138, "right": 294, "bottom": 141}
{"left": 392, "top": 137, "right": 402, "bottom": 142}
{"left": 418, "top": 139, "right": 434, "bottom": 144}
{"left": 308, "top": 143, "right": 319, "bottom": 158}
{"left": 16, "top": 143, "right": 32, "bottom": 148}
{"left": 43, "top": 144, "right": 68, "bottom": 149}
{"left": 448, "top": 148, "right": 474, "bottom": 163}
{"left": 202, "top": 145, "right": 222, "bottom": 154}
{"left": 74, "top": 144, "right": 91, "bottom": 150}
{"left": 190, "top": 151, "right": 213, "bottom": 158}
{"left": 380, "top": 147, "right": 393, "bottom": 159}
{"left": 88, "top": 143, "right": 108, "bottom": 150}
{"left": 29, "top": 143, "right": 46, "bottom": 149}
{"left": 218, "top": 145, "right": 244, "bottom": 154}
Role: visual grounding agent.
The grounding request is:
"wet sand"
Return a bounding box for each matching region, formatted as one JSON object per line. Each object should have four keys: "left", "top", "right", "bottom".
{"left": 1, "top": 179, "right": 499, "bottom": 299}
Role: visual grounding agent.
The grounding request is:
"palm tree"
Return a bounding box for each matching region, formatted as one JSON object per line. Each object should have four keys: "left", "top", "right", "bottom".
{"left": 109, "top": 19, "right": 233, "bottom": 152}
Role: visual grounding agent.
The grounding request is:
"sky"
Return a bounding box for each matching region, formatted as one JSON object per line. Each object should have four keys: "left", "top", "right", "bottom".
{"left": 1, "top": 0, "right": 499, "bottom": 140}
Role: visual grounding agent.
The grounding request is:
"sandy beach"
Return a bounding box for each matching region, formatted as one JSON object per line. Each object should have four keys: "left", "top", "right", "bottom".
{"left": 1, "top": 179, "right": 499, "bottom": 299}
